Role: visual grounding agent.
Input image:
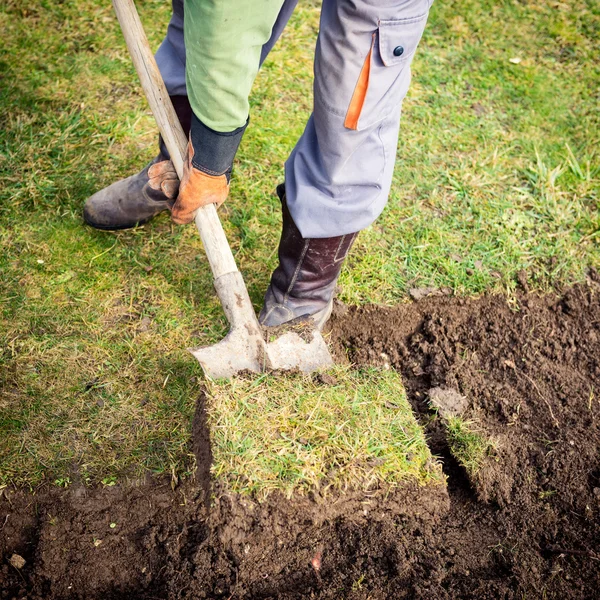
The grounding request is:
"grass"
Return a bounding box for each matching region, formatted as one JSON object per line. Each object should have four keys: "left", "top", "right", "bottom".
{"left": 445, "top": 417, "right": 498, "bottom": 476}
{"left": 207, "top": 368, "right": 443, "bottom": 498}
{"left": 0, "top": 0, "right": 598, "bottom": 489}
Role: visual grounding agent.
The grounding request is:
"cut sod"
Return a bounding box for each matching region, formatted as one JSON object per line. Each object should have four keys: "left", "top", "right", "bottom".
{"left": 427, "top": 389, "right": 499, "bottom": 484}
{"left": 445, "top": 416, "right": 499, "bottom": 477}
{"left": 205, "top": 366, "right": 444, "bottom": 498}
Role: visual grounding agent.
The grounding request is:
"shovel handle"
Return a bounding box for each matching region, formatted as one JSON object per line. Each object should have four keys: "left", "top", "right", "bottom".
{"left": 112, "top": 0, "right": 237, "bottom": 279}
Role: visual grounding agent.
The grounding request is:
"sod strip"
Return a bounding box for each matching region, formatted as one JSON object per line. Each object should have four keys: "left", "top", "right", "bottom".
{"left": 206, "top": 367, "right": 444, "bottom": 499}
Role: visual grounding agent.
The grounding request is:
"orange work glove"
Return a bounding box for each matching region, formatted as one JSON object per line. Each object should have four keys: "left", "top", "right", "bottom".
{"left": 148, "top": 140, "right": 229, "bottom": 225}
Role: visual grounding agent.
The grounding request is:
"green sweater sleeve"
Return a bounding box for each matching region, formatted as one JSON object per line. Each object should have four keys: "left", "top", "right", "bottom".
{"left": 184, "top": 0, "right": 285, "bottom": 133}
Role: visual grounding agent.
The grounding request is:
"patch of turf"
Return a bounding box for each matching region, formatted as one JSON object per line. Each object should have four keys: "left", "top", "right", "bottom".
{"left": 206, "top": 367, "right": 443, "bottom": 498}
{"left": 445, "top": 416, "right": 498, "bottom": 476}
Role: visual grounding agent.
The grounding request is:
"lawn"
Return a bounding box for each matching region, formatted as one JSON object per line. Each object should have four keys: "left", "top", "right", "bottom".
{"left": 0, "top": 0, "right": 598, "bottom": 491}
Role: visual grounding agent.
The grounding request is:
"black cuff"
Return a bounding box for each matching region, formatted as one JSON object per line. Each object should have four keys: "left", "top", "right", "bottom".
{"left": 190, "top": 113, "right": 248, "bottom": 183}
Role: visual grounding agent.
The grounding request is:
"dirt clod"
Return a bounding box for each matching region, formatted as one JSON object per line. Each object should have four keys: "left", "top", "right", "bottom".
{"left": 311, "top": 549, "right": 323, "bottom": 572}
{"left": 408, "top": 286, "right": 440, "bottom": 300}
{"left": 516, "top": 269, "right": 530, "bottom": 292}
{"left": 428, "top": 387, "right": 468, "bottom": 418}
{"left": 8, "top": 554, "right": 25, "bottom": 569}
{"left": 313, "top": 372, "right": 338, "bottom": 386}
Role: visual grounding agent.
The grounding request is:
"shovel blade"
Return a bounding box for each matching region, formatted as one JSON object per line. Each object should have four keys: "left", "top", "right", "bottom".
{"left": 190, "top": 326, "right": 267, "bottom": 379}
{"left": 190, "top": 327, "right": 333, "bottom": 379}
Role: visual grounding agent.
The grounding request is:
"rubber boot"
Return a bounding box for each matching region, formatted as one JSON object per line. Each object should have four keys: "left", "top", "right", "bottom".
{"left": 83, "top": 96, "right": 192, "bottom": 230}
{"left": 259, "top": 184, "right": 358, "bottom": 330}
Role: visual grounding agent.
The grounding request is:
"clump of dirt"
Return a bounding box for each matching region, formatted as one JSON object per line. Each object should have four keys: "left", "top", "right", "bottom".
{"left": 1, "top": 280, "right": 599, "bottom": 599}
{"left": 427, "top": 386, "right": 468, "bottom": 418}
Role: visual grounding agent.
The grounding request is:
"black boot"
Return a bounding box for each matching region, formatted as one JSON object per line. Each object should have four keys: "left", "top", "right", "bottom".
{"left": 259, "top": 184, "right": 358, "bottom": 329}
{"left": 83, "top": 96, "right": 192, "bottom": 230}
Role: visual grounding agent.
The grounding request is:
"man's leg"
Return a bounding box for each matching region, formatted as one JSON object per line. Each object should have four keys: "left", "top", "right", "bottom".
{"left": 155, "top": 0, "right": 186, "bottom": 98}
{"left": 83, "top": 0, "right": 190, "bottom": 230}
{"left": 260, "top": 0, "right": 432, "bottom": 326}
{"left": 84, "top": 0, "right": 298, "bottom": 231}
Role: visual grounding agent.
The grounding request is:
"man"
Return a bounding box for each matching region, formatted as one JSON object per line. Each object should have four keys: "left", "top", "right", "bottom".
{"left": 84, "top": 0, "right": 432, "bottom": 328}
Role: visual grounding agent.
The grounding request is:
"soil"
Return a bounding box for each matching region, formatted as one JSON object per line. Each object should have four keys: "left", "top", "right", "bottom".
{"left": 2, "top": 277, "right": 600, "bottom": 599}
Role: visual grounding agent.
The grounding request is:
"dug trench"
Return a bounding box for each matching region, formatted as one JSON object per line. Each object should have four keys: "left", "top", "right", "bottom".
{"left": 1, "top": 277, "right": 599, "bottom": 599}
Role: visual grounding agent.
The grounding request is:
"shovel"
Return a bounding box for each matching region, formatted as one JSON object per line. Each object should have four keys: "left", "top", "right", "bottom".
{"left": 111, "top": 0, "right": 334, "bottom": 378}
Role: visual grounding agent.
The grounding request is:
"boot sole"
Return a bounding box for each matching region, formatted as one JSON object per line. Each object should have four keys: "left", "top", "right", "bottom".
{"left": 82, "top": 214, "right": 154, "bottom": 231}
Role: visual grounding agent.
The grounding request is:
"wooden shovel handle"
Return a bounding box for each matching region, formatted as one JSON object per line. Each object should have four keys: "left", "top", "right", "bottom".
{"left": 112, "top": 0, "right": 238, "bottom": 279}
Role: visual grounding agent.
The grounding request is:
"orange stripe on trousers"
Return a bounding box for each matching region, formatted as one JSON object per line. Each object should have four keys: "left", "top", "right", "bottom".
{"left": 344, "top": 33, "right": 376, "bottom": 130}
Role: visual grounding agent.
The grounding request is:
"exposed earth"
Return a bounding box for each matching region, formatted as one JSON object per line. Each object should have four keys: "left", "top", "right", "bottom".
{"left": 2, "top": 275, "right": 599, "bottom": 599}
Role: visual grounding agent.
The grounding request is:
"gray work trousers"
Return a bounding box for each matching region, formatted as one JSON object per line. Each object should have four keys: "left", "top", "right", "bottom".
{"left": 155, "top": 0, "right": 432, "bottom": 238}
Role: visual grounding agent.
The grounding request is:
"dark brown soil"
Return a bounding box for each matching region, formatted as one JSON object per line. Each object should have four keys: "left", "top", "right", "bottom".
{"left": 2, "top": 278, "right": 600, "bottom": 599}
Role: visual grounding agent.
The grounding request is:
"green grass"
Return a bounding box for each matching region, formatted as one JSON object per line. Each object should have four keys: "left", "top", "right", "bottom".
{"left": 0, "top": 0, "right": 598, "bottom": 489}
{"left": 207, "top": 368, "right": 443, "bottom": 498}
{"left": 445, "top": 417, "right": 498, "bottom": 476}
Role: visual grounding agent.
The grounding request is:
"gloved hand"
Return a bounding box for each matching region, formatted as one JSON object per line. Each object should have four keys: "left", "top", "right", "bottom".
{"left": 148, "top": 140, "right": 229, "bottom": 225}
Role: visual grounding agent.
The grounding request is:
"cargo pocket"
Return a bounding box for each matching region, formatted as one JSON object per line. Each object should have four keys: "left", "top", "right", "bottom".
{"left": 344, "top": 11, "right": 429, "bottom": 131}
